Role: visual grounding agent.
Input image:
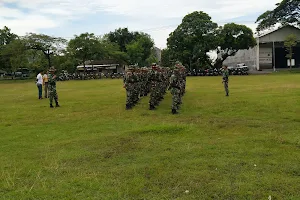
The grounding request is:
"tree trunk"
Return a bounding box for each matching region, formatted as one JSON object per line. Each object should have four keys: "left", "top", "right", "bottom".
{"left": 83, "top": 60, "right": 86, "bottom": 76}
{"left": 43, "top": 50, "right": 51, "bottom": 69}
{"left": 47, "top": 54, "right": 51, "bottom": 69}
{"left": 214, "top": 54, "right": 229, "bottom": 69}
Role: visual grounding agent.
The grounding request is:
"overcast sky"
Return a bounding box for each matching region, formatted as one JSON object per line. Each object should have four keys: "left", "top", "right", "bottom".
{"left": 0, "top": 0, "right": 279, "bottom": 49}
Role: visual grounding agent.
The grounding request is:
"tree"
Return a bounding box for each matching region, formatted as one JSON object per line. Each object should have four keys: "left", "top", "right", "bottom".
{"left": 167, "top": 11, "right": 218, "bottom": 69}
{"left": 161, "top": 48, "right": 172, "bottom": 67}
{"left": 106, "top": 28, "right": 140, "bottom": 52}
{"left": 0, "top": 26, "right": 18, "bottom": 70}
{"left": 213, "top": 23, "right": 256, "bottom": 68}
{"left": 126, "top": 33, "right": 154, "bottom": 66}
{"left": 24, "top": 33, "right": 67, "bottom": 68}
{"left": 100, "top": 39, "right": 129, "bottom": 64}
{"left": 0, "top": 26, "right": 18, "bottom": 46}
{"left": 0, "top": 39, "right": 28, "bottom": 73}
{"left": 145, "top": 48, "right": 158, "bottom": 66}
{"left": 284, "top": 34, "right": 298, "bottom": 70}
{"left": 256, "top": 0, "right": 300, "bottom": 32}
{"left": 67, "top": 33, "right": 102, "bottom": 74}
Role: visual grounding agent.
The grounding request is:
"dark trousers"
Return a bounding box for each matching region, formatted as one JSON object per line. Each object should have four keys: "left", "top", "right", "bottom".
{"left": 37, "top": 84, "right": 42, "bottom": 99}
{"left": 44, "top": 82, "right": 49, "bottom": 98}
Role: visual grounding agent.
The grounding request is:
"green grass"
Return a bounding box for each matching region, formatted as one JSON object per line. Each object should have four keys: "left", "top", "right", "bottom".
{"left": 1, "top": 75, "right": 300, "bottom": 200}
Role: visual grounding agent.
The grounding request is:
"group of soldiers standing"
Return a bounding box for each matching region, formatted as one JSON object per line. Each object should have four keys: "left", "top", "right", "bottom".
{"left": 123, "top": 62, "right": 187, "bottom": 114}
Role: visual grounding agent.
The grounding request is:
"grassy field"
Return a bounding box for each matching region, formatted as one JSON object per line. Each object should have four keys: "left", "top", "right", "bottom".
{"left": 1, "top": 74, "right": 300, "bottom": 200}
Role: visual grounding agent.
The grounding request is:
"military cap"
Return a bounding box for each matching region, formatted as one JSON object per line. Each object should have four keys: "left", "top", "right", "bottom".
{"left": 49, "top": 67, "right": 56, "bottom": 72}
{"left": 175, "top": 61, "right": 182, "bottom": 66}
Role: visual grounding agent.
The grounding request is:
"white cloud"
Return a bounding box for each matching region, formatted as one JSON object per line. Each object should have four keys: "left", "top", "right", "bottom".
{"left": 0, "top": 0, "right": 279, "bottom": 47}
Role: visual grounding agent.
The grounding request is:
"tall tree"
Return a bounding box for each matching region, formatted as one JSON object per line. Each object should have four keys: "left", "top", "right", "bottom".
{"left": 161, "top": 48, "right": 171, "bottom": 67}
{"left": 0, "top": 26, "right": 18, "bottom": 46}
{"left": 67, "top": 33, "right": 102, "bottom": 73}
{"left": 0, "top": 26, "right": 18, "bottom": 70}
{"left": 24, "top": 33, "right": 67, "bottom": 68}
{"left": 106, "top": 28, "right": 140, "bottom": 52}
{"left": 213, "top": 23, "right": 256, "bottom": 68}
{"left": 145, "top": 48, "right": 159, "bottom": 66}
{"left": 167, "top": 11, "right": 218, "bottom": 68}
{"left": 0, "top": 39, "right": 28, "bottom": 73}
{"left": 100, "top": 38, "right": 129, "bottom": 64}
{"left": 126, "top": 33, "right": 154, "bottom": 66}
{"left": 284, "top": 34, "right": 298, "bottom": 70}
{"left": 256, "top": 0, "right": 300, "bottom": 32}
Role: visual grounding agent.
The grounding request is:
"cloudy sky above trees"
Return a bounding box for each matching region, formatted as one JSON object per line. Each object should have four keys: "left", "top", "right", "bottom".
{"left": 0, "top": 0, "right": 278, "bottom": 48}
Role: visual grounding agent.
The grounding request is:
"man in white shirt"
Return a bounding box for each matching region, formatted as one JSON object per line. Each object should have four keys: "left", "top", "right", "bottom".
{"left": 36, "top": 71, "right": 43, "bottom": 99}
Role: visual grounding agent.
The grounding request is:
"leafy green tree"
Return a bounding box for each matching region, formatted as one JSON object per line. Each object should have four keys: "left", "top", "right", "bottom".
{"left": 284, "top": 34, "right": 298, "bottom": 70}
{"left": 256, "top": 0, "right": 300, "bottom": 32}
{"left": 67, "top": 33, "right": 102, "bottom": 73}
{"left": 161, "top": 48, "right": 171, "bottom": 67}
{"left": 126, "top": 33, "right": 154, "bottom": 66}
{"left": 106, "top": 28, "right": 140, "bottom": 52}
{"left": 167, "top": 11, "right": 218, "bottom": 69}
{"left": 0, "top": 39, "right": 28, "bottom": 73}
{"left": 0, "top": 26, "right": 18, "bottom": 46}
{"left": 145, "top": 48, "right": 158, "bottom": 66}
{"left": 100, "top": 38, "right": 129, "bottom": 64}
{"left": 167, "top": 12, "right": 256, "bottom": 69}
{"left": 213, "top": 23, "right": 256, "bottom": 68}
{"left": 24, "top": 33, "right": 67, "bottom": 68}
{"left": 0, "top": 26, "right": 18, "bottom": 70}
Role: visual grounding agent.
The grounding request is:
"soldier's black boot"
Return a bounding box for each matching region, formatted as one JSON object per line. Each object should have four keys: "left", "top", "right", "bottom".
{"left": 126, "top": 104, "right": 132, "bottom": 110}
{"left": 149, "top": 104, "right": 155, "bottom": 110}
{"left": 172, "top": 109, "right": 178, "bottom": 114}
{"left": 50, "top": 104, "right": 54, "bottom": 108}
{"left": 55, "top": 102, "right": 60, "bottom": 107}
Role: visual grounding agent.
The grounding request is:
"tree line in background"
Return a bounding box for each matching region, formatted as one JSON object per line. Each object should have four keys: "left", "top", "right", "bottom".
{"left": 161, "top": 11, "right": 257, "bottom": 69}
{"left": 0, "top": 27, "right": 157, "bottom": 74}
{"left": 0, "top": 0, "right": 298, "bottom": 75}
{"left": 162, "top": 0, "right": 299, "bottom": 69}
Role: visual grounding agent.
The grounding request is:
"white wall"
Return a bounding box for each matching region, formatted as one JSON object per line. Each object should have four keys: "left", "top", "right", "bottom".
{"left": 223, "top": 47, "right": 257, "bottom": 70}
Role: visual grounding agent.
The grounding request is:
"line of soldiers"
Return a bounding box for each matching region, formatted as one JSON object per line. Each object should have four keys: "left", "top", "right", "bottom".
{"left": 123, "top": 62, "right": 186, "bottom": 114}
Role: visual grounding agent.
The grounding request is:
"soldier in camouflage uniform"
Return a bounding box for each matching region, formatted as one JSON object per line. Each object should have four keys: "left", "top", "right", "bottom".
{"left": 222, "top": 65, "right": 229, "bottom": 96}
{"left": 148, "top": 64, "right": 161, "bottom": 110}
{"left": 180, "top": 66, "right": 187, "bottom": 96}
{"left": 140, "top": 67, "right": 149, "bottom": 97}
{"left": 48, "top": 67, "right": 60, "bottom": 108}
{"left": 132, "top": 67, "right": 140, "bottom": 104}
{"left": 169, "top": 67, "right": 181, "bottom": 114}
{"left": 123, "top": 67, "right": 135, "bottom": 110}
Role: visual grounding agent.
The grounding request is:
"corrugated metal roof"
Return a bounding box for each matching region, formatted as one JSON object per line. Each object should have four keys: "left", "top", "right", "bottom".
{"left": 257, "top": 24, "right": 300, "bottom": 38}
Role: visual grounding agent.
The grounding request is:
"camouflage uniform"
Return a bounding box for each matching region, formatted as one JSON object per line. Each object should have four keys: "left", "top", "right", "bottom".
{"left": 124, "top": 67, "right": 136, "bottom": 109}
{"left": 48, "top": 67, "right": 59, "bottom": 108}
{"left": 149, "top": 65, "right": 161, "bottom": 110}
{"left": 169, "top": 68, "right": 181, "bottom": 114}
{"left": 222, "top": 67, "right": 229, "bottom": 96}
{"left": 133, "top": 69, "right": 140, "bottom": 103}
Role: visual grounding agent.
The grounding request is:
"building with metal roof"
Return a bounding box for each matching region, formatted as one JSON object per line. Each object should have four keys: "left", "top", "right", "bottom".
{"left": 223, "top": 25, "right": 300, "bottom": 71}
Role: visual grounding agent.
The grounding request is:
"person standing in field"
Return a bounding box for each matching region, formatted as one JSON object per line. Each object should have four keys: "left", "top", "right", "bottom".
{"left": 36, "top": 70, "right": 43, "bottom": 99}
{"left": 123, "top": 67, "right": 135, "bottom": 110}
{"left": 169, "top": 67, "right": 181, "bottom": 114}
{"left": 222, "top": 65, "right": 229, "bottom": 96}
{"left": 48, "top": 67, "right": 60, "bottom": 108}
{"left": 43, "top": 70, "right": 49, "bottom": 98}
